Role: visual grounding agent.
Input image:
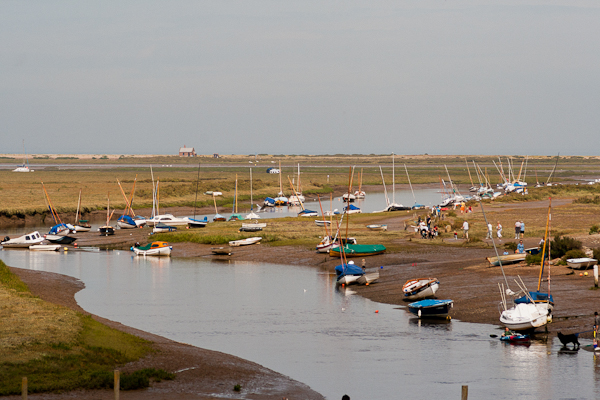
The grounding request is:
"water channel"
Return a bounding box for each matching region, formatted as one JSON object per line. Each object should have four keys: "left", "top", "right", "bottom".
{"left": 1, "top": 249, "right": 599, "bottom": 399}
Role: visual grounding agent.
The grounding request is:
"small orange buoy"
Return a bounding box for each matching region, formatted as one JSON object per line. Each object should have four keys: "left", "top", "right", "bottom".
{"left": 580, "top": 273, "right": 584, "bottom": 277}
{"left": 375, "top": 310, "right": 379, "bottom": 313}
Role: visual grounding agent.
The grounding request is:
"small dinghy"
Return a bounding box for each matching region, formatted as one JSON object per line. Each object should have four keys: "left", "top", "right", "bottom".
{"left": 315, "top": 220, "right": 331, "bottom": 227}
{"left": 566, "top": 258, "right": 597, "bottom": 270}
{"left": 500, "top": 332, "right": 531, "bottom": 344}
{"left": 44, "top": 234, "right": 77, "bottom": 245}
{"left": 211, "top": 247, "right": 233, "bottom": 255}
{"left": 239, "top": 226, "right": 262, "bottom": 232}
{"left": 356, "top": 272, "right": 379, "bottom": 285}
{"left": 298, "top": 209, "right": 318, "bottom": 217}
{"left": 153, "top": 223, "right": 177, "bottom": 233}
{"left": 408, "top": 299, "right": 453, "bottom": 319}
{"left": 402, "top": 278, "right": 439, "bottom": 301}
{"left": 486, "top": 253, "right": 526, "bottom": 266}
{"left": 29, "top": 244, "right": 62, "bottom": 251}
{"left": 229, "top": 237, "right": 262, "bottom": 247}
{"left": 366, "top": 224, "right": 387, "bottom": 231}
{"left": 132, "top": 241, "right": 172, "bottom": 256}
{"left": 241, "top": 221, "right": 267, "bottom": 229}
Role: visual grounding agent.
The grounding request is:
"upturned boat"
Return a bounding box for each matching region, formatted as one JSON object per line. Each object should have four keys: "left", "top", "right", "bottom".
{"left": 402, "top": 278, "right": 440, "bottom": 301}
{"left": 229, "top": 237, "right": 262, "bottom": 247}
{"left": 132, "top": 241, "right": 173, "bottom": 256}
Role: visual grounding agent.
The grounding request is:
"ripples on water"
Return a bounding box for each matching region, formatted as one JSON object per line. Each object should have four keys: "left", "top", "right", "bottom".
{"left": 1, "top": 248, "right": 599, "bottom": 399}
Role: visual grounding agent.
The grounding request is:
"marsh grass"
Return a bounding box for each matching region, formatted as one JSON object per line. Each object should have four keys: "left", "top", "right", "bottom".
{"left": 0, "top": 260, "right": 169, "bottom": 395}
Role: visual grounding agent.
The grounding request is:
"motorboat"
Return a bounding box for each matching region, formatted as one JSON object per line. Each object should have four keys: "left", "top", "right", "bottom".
{"left": 44, "top": 234, "right": 77, "bottom": 244}
{"left": 566, "top": 258, "right": 598, "bottom": 270}
{"left": 29, "top": 244, "right": 62, "bottom": 251}
{"left": 146, "top": 214, "right": 189, "bottom": 227}
{"left": 408, "top": 299, "right": 453, "bottom": 319}
{"left": 335, "top": 262, "right": 365, "bottom": 286}
{"left": 1, "top": 231, "right": 44, "bottom": 248}
{"left": 402, "top": 278, "right": 440, "bottom": 301}
{"left": 153, "top": 223, "right": 177, "bottom": 233}
{"left": 366, "top": 224, "right": 387, "bottom": 231}
{"left": 229, "top": 237, "right": 262, "bottom": 247}
{"left": 132, "top": 241, "right": 172, "bottom": 256}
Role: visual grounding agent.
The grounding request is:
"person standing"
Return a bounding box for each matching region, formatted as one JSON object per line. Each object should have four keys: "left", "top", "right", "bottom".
{"left": 520, "top": 221, "right": 525, "bottom": 239}
{"left": 486, "top": 223, "right": 493, "bottom": 239}
{"left": 462, "top": 220, "right": 469, "bottom": 239}
{"left": 515, "top": 220, "right": 521, "bottom": 240}
{"left": 496, "top": 221, "right": 503, "bottom": 240}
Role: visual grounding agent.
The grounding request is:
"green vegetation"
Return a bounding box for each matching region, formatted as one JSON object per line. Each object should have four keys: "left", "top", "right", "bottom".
{"left": 590, "top": 224, "right": 600, "bottom": 235}
{"left": 0, "top": 260, "right": 173, "bottom": 395}
{"left": 550, "top": 235, "right": 582, "bottom": 259}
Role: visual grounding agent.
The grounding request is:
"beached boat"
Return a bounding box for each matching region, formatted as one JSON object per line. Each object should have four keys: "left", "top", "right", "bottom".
{"left": 366, "top": 224, "right": 387, "bottom": 231}
{"left": 402, "top": 278, "right": 440, "bottom": 301}
{"left": 500, "top": 333, "right": 531, "bottom": 344}
{"left": 153, "top": 223, "right": 177, "bottom": 233}
{"left": 408, "top": 299, "right": 453, "bottom": 319}
{"left": 315, "top": 220, "right": 331, "bottom": 227}
{"left": 242, "top": 221, "right": 267, "bottom": 229}
{"left": 566, "top": 258, "right": 598, "bottom": 270}
{"left": 98, "top": 226, "right": 115, "bottom": 236}
{"left": 245, "top": 168, "right": 261, "bottom": 219}
{"left": 44, "top": 234, "right": 77, "bottom": 244}
{"left": 132, "top": 241, "right": 172, "bottom": 256}
{"left": 229, "top": 237, "right": 262, "bottom": 247}
{"left": 13, "top": 140, "right": 33, "bottom": 172}
{"left": 239, "top": 226, "right": 262, "bottom": 232}
{"left": 500, "top": 303, "right": 550, "bottom": 331}
{"left": 117, "top": 215, "right": 138, "bottom": 229}
{"left": 486, "top": 253, "right": 527, "bottom": 266}
{"left": 228, "top": 213, "right": 244, "bottom": 221}
{"left": 343, "top": 204, "right": 362, "bottom": 214}
{"left": 29, "top": 244, "right": 62, "bottom": 251}
{"left": 186, "top": 216, "right": 208, "bottom": 228}
{"left": 298, "top": 209, "right": 318, "bottom": 217}
{"left": 329, "top": 244, "right": 386, "bottom": 257}
{"left": 334, "top": 262, "right": 365, "bottom": 285}
{"left": 48, "top": 223, "right": 72, "bottom": 236}
{"left": 74, "top": 220, "right": 92, "bottom": 232}
{"left": 1, "top": 231, "right": 44, "bottom": 248}
{"left": 211, "top": 247, "right": 233, "bottom": 255}
{"left": 356, "top": 271, "right": 379, "bottom": 285}
{"left": 342, "top": 193, "right": 356, "bottom": 202}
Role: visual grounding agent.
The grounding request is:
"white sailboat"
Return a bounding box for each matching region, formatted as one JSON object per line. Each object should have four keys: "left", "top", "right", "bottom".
{"left": 375, "top": 154, "right": 409, "bottom": 212}
{"left": 246, "top": 167, "right": 260, "bottom": 219}
{"left": 288, "top": 163, "right": 306, "bottom": 205}
{"left": 13, "top": 140, "right": 33, "bottom": 172}
{"left": 354, "top": 168, "right": 366, "bottom": 198}
{"left": 73, "top": 189, "right": 91, "bottom": 232}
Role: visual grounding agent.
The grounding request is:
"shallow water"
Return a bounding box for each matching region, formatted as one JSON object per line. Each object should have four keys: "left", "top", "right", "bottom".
{"left": 1, "top": 250, "right": 598, "bottom": 399}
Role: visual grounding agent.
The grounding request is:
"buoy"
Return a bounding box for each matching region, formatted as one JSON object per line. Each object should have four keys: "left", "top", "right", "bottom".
{"left": 380, "top": 266, "right": 383, "bottom": 269}
{"left": 584, "top": 271, "right": 589, "bottom": 276}
{"left": 64, "top": 247, "right": 68, "bottom": 251}
{"left": 365, "top": 282, "right": 369, "bottom": 286}
{"left": 342, "top": 283, "right": 345, "bottom": 287}
{"left": 580, "top": 273, "right": 584, "bottom": 277}
{"left": 375, "top": 310, "right": 379, "bottom": 313}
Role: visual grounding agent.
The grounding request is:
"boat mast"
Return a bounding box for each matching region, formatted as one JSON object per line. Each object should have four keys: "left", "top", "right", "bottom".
{"left": 249, "top": 167, "right": 253, "bottom": 212}
{"left": 379, "top": 166, "right": 389, "bottom": 207}
{"left": 278, "top": 160, "right": 283, "bottom": 197}
{"left": 405, "top": 164, "right": 416, "bottom": 205}
{"left": 392, "top": 153, "right": 395, "bottom": 205}
{"left": 537, "top": 198, "right": 552, "bottom": 292}
{"left": 345, "top": 166, "right": 355, "bottom": 240}
{"left": 193, "top": 164, "right": 200, "bottom": 219}
{"left": 75, "top": 189, "right": 82, "bottom": 224}
{"left": 234, "top": 174, "right": 238, "bottom": 213}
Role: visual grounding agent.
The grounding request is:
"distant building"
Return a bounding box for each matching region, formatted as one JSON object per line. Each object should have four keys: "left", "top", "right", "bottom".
{"left": 179, "top": 146, "right": 196, "bottom": 157}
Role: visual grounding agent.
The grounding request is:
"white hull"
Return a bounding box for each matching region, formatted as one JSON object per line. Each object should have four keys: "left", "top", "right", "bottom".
{"left": 366, "top": 224, "right": 387, "bottom": 231}
{"left": 133, "top": 246, "right": 172, "bottom": 256}
{"left": 1, "top": 231, "right": 44, "bottom": 248}
{"left": 500, "top": 303, "right": 551, "bottom": 331}
{"left": 245, "top": 212, "right": 261, "bottom": 219}
{"left": 229, "top": 237, "right": 262, "bottom": 247}
{"left": 146, "top": 214, "right": 189, "bottom": 227}
{"left": 356, "top": 272, "right": 379, "bottom": 285}
{"left": 117, "top": 220, "right": 138, "bottom": 229}
{"left": 73, "top": 225, "right": 91, "bottom": 232}
{"left": 403, "top": 280, "right": 439, "bottom": 301}
{"left": 337, "top": 274, "right": 361, "bottom": 285}
{"left": 567, "top": 258, "right": 597, "bottom": 269}
{"left": 29, "top": 244, "right": 61, "bottom": 251}
{"left": 315, "top": 220, "right": 331, "bottom": 227}
{"left": 241, "top": 222, "right": 267, "bottom": 228}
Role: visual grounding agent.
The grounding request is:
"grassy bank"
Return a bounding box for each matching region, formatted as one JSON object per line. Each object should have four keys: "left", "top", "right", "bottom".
{"left": 0, "top": 260, "right": 174, "bottom": 395}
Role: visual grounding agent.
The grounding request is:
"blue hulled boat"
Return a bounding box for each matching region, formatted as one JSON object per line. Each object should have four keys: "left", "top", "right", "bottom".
{"left": 408, "top": 299, "right": 453, "bottom": 318}
{"left": 334, "top": 262, "right": 365, "bottom": 286}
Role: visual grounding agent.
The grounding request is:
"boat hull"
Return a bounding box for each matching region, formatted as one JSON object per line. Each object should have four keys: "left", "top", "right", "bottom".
{"left": 366, "top": 224, "right": 387, "bottom": 231}
{"left": 500, "top": 303, "right": 550, "bottom": 331}
{"left": 133, "top": 246, "right": 172, "bottom": 256}
{"left": 329, "top": 244, "right": 386, "bottom": 257}
{"left": 403, "top": 279, "right": 439, "bottom": 301}
{"left": 45, "top": 235, "right": 77, "bottom": 244}
{"left": 356, "top": 272, "right": 379, "bottom": 285}
{"left": 487, "top": 253, "right": 527, "bottom": 266}
{"left": 566, "top": 258, "right": 598, "bottom": 270}
{"left": 99, "top": 226, "right": 115, "bottom": 236}
{"left": 408, "top": 299, "right": 453, "bottom": 318}
{"left": 29, "top": 244, "right": 62, "bottom": 251}
{"left": 1, "top": 231, "right": 44, "bottom": 248}
{"left": 229, "top": 237, "right": 262, "bottom": 247}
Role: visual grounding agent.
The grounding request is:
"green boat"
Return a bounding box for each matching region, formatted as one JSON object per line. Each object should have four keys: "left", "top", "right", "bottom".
{"left": 329, "top": 244, "right": 386, "bottom": 257}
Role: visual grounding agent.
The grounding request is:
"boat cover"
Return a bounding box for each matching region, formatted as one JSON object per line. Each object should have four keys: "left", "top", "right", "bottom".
{"left": 118, "top": 215, "right": 136, "bottom": 225}
{"left": 344, "top": 204, "right": 360, "bottom": 211}
{"left": 264, "top": 197, "right": 275, "bottom": 204}
{"left": 298, "top": 209, "right": 317, "bottom": 215}
{"left": 49, "top": 223, "right": 70, "bottom": 235}
{"left": 408, "top": 299, "right": 453, "bottom": 309}
{"left": 335, "top": 263, "right": 364, "bottom": 277}
{"left": 515, "top": 291, "right": 554, "bottom": 305}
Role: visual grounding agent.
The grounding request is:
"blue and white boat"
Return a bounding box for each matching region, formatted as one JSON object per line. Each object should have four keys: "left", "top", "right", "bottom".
{"left": 298, "top": 209, "right": 318, "bottom": 217}
{"left": 334, "top": 262, "right": 365, "bottom": 286}
{"left": 117, "top": 215, "right": 138, "bottom": 229}
{"left": 343, "top": 204, "right": 362, "bottom": 214}
{"left": 186, "top": 216, "right": 208, "bottom": 228}
{"left": 408, "top": 299, "right": 453, "bottom": 318}
{"left": 49, "top": 223, "right": 72, "bottom": 236}
{"left": 263, "top": 197, "right": 275, "bottom": 207}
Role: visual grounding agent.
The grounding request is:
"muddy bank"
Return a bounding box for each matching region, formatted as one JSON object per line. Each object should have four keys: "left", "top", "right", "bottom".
{"left": 6, "top": 267, "right": 325, "bottom": 400}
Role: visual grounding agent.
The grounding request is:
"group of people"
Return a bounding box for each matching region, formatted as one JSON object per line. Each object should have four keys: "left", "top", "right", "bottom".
{"left": 418, "top": 215, "right": 439, "bottom": 239}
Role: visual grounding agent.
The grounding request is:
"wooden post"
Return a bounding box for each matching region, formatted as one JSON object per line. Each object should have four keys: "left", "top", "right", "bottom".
{"left": 461, "top": 385, "right": 468, "bottom": 400}
{"left": 114, "top": 370, "right": 120, "bottom": 400}
{"left": 21, "top": 377, "right": 27, "bottom": 400}
{"left": 594, "top": 264, "right": 598, "bottom": 288}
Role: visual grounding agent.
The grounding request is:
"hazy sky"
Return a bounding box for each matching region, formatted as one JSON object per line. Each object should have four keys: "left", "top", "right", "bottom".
{"left": 1, "top": 1, "right": 599, "bottom": 156}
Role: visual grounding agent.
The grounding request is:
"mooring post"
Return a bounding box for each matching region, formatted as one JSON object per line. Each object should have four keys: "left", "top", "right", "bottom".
{"left": 594, "top": 264, "right": 598, "bottom": 288}
{"left": 114, "top": 370, "right": 120, "bottom": 400}
{"left": 461, "top": 385, "right": 468, "bottom": 400}
{"left": 21, "top": 377, "right": 27, "bottom": 400}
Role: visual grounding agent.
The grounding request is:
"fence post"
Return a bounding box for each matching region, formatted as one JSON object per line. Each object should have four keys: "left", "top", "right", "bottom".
{"left": 114, "top": 370, "right": 120, "bottom": 400}
{"left": 594, "top": 264, "right": 598, "bottom": 288}
{"left": 461, "top": 385, "right": 468, "bottom": 400}
{"left": 21, "top": 377, "right": 27, "bottom": 400}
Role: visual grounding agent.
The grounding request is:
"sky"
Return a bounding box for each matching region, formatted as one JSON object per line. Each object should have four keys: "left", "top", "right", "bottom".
{"left": 1, "top": 1, "right": 600, "bottom": 156}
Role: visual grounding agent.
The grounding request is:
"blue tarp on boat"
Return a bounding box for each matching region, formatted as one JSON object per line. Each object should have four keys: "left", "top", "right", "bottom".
{"left": 118, "top": 215, "right": 136, "bottom": 225}
{"left": 343, "top": 204, "right": 360, "bottom": 212}
{"left": 264, "top": 197, "right": 275, "bottom": 205}
{"left": 49, "top": 223, "right": 70, "bottom": 235}
{"left": 335, "top": 263, "right": 364, "bottom": 277}
{"left": 515, "top": 291, "right": 554, "bottom": 305}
